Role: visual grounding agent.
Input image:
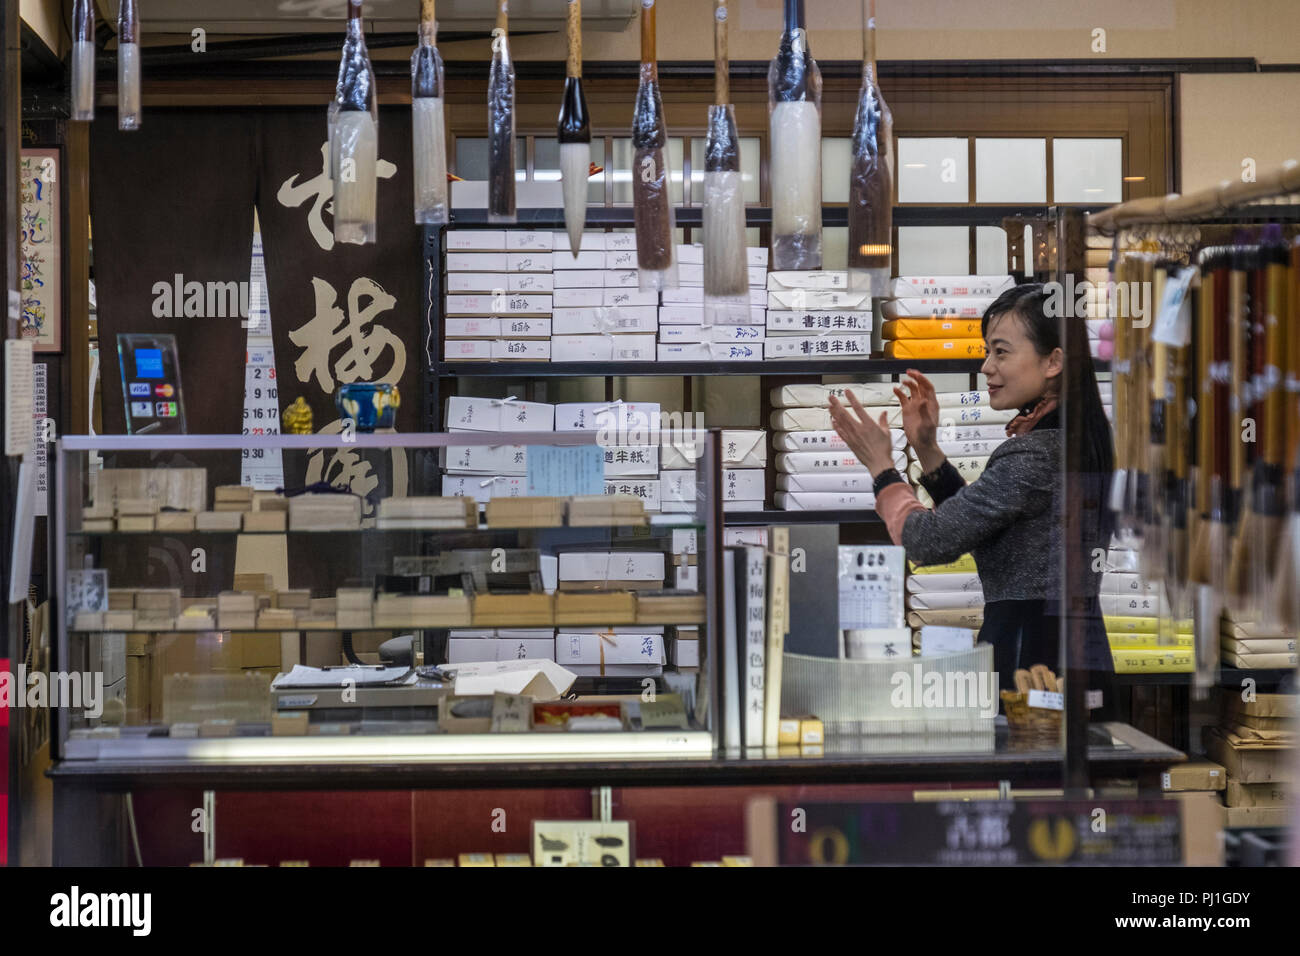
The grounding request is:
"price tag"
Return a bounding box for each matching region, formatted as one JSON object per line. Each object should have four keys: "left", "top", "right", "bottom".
{"left": 490, "top": 692, "right": 531, "bottom": 732}
{"left": 1027, "top": 689, "right": 1064, "bottom": 711}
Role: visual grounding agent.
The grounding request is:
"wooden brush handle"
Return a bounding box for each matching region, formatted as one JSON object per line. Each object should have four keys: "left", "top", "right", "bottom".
{"left": 1264, "top": 262, "right": 1288, "bottom": 467}
{"left": 1290, "top": 241, "right": 1300, "bottom": 470}
{"left": 641, "top": 0, "right": 656, "bottom": 65}
{"left": 420, "top": 0, "right": 434, "bottom": 26}
{"left": 714, "top": 1, "right": 729, "bottom": 106}
{"left": 1197, "top": 268, "right": 1215, "bottom": 511}
{"left": 1229, "top": 267, "right": 1246, "bottom": 492}
{"left": 496, "top": 0, "right": 508, "bottom": 33}
{"left": 567, "top": 0, "right": 583, "bottom": 78}
{"left": 866, "top": 0, "right": 877, "bottom": 68}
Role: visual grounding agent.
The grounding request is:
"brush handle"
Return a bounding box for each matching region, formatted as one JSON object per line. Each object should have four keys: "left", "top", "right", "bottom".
{"left": 73, "top": 0, "right": 93, "bottom": 41}
{"left": 865, "top": 0, "right": 876, "bottom": 70}
{"left": 1197, "top": 267, "right": 1215, "bottom": 514}
{"left": 119, "top": 0, "right": 140, "bottom": 42}
{"left": 421, "top": 0, "right": 435, "bottom": 25}
{"left": 714, "top": 1, "right": 729, "bottom": 106}
{"left": 496, "top": 0, "right": 508, "bottom": 33}
{"left": 641, "top": 1, "right": 656, "bottom": 66}
{"left": 567, "top": 0, "right": 583, "bottom": 79}
{"left": 1290, "top": 240, "right": 1300, "bottom": 471}
{"left": 1264, "top": 260, "right": 1288, "bottom": 467}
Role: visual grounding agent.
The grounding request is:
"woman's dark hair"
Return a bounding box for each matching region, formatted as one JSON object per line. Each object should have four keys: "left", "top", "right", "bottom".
{"left": 982, "top": 283, "right": 1116, "bottom": 543}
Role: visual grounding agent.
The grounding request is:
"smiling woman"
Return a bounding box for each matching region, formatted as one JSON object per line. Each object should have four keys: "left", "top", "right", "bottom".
{"left": 829, "top": 284, "right": 1115, "bottom": 699}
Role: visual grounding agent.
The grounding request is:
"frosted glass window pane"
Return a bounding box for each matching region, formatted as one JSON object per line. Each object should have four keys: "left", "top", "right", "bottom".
{"left": 536, "top": 137, "right": 605, "bottom": 203}
{"left": 611, "top": 137, "right": 684, "bottom": 205}
{"left": 898, "top": 137, "right": 969, "bottom": 203}
{"left": 745, "top": 227, "right": 761, "bottom": 247}
{"left": 975, "top": 226, "right": 1008, "bottom": 275}
{"left": 898, "top": 226, "right": 968, "bottom": 276}
{"left": 822, "top": 138, "right": 851, "bottom": 203}
{"left": 822, "top": 226, "right": 848, "bottom": 270}
{"left": 455, "top": 138, "right": 526, "bottom": 181}
{"left": 975, "top": 138, "right": 1046, "bottom": 203}
{"left": 689, "top": 136, "right": 760, "bottom": 205}
{"left": 1053, "top": 138, "right": 1122, "bottom": 203}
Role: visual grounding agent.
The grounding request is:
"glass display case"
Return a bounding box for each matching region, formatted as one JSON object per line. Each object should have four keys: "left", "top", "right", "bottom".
{"left": 52, "top": 429, "right": 720, "bottom": 763}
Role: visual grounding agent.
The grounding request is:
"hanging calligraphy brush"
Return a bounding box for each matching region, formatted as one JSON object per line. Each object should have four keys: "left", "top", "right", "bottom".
{"left": 1273, "top": 235, "right": 1300, "bottom": 631}
{"left": 768, "top": 0, "right": 823, "bottom": 270}
{"left": 702, "top": 0, "right": 749, "bottom": 325}
{"left": 847, "top": 0, "right": 893, "bottom": 296}
{"left": 71, "top": 0, "right": 94, "bottom": 121}
{"left": 1228, "top": 228, "right": 1286, "bottom": 620}
{"left": 632, "top": 0, "right": 677, "bottom": 291}
{"left": 412, "top": 0, "right": 449, "bottom": 225}
{"left": 1225, "top": 236, "right": 1256, "bottom": 612}
{"left": 331, "top": 0, "right": 379, "bottom": 245}
{"left": 1142, "top": 262, "right": 1170, "bottom": 593}
{"left": 1165, "top": 269, "right": 1193, "bottom": 620}
{"left": 1108, "top": 249, "right": 1136, "bottom": 539}
{"left": 558, "top": 0, "right": 591, "bottom": 257}
{"left": 117, "top": 0, "right": 141, "bottom": 130}
{"left": 487, "top": 0, "right": 517, "bottom": 224}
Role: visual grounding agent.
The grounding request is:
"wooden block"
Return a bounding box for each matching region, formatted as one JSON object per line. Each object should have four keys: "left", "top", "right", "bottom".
{"left": 82, "top": 518, "right": 115, "bottom": 532}
{"left": 116, "top": 515, "right": 156, "bottom": 532}
{"left": 73, "top": 611, "right": 104, "bottom": 631}
{"left": 218, "top": 591, "right": 257, "bottom": 612}
{"left": 309, "top": 597, "right": 337, "bottom": 615}
{"left": 217, "top": 611, "right": 257, "bottom": 631}
{"left": 214, "top": 485, "right": 255, "bottom": 503}
{"left": 213, "top": 501, "right": 252, "bottom": 513}
{"left": 635, "top": 592, "right": 707, "bottom": 624}
{"left": 555, "top": 590, "right": 638, "bottom": 626}
{"left": 103, "top": 610, "right": 136, "bottom": 630}
{"left": 135, "top": 589, "right": 181, "bottom": 613}
{"left": 83, "top": 502, "right": 114, "bottom": 520}
{"left": 252, "top": 491, "right": 289, "bottom": 512}
{"left": 115, "top": 497, "right": 160, "bottom": 516}
{"left": 155, "top": 511, "right": 196, "bottom": 532}
{"left": 485, "top": 497, "right": 566, "bottom": 528}
{"left": 234, "top": 573, "right": 274, "bottom": 592}
{"left": 471, "top": 592, "right": 555, "bottom": 627}
{"left": 257, "top": 609, "right": 298, "bottom": 630}
{"left": 272, "top": 711, "right": 310, "bottom": 736}
{"left": 96, "top": 467, "right": 207, "bottom": 514}
{"left": 276, "top": 589, "right": 312, "bottom": 610}
{"left": 335, "top": 587, "right": 374, "bottom": 608}
{"left": 242, "top": 511, "right": 287, "bottom": 533}
{"left": 108, "top": 589, "right": 136, "bottom": 610}
{"left": 196, "top": 511, "right": 242, "bottom": 532}
{"left": 176, "top": 611, "right": 215, "bottom": 630}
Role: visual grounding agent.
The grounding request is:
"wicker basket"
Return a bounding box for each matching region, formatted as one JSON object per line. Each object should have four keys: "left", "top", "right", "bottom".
{"left": 999, "top": 690, "right": 1062, "bottom": 736}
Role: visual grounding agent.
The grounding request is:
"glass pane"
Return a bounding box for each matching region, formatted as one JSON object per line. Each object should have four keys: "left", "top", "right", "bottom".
{"left": 535, "top": 137, "right": 606, "bottom": 203}
{"left": 745, "top": 227, "right": 761, "bottom": 247}
{"left": 898, "top": 137, "right": 969, "bottom": 203}
{"left": 975, "top": 225, "right": 1008, "bottom": 275}
{"left": 822, "top": 137, "right": 851, "bottom": 204}
{"left": 1053, "top": 138, "right": 1123, "bottom": 203}
{"left": 454, "top": 137, "right": 526, "bottom": 181}
{"left": 822, "top": 226, "right": 848, "bottom": 270}
{"left": 897, "top": 226, "right": 969, "bottom": 276}
{"left": 611, "top": 137, "right": 684, "bottom": 205}
{"left": 975, "top": 138, "right": 1046, "bottom": 204}
{"left": 689, "top": 136, "right": 761, "bottom": 205}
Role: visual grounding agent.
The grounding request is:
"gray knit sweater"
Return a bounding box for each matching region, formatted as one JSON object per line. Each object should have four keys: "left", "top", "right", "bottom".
{"left": 900, "top": 420, "right": 1091, "bottom": 602}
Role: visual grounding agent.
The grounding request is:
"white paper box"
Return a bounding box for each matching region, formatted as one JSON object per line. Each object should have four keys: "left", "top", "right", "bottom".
{"left": 658, "top": 324, "right": 709, "bottom": 344}
{"left": 881, "top": 296, "right": 995, "bottom": 319}
{"left": 1100, "top": 572, "right": 1163, "bottom": 597}
{"left": 843, "top": 628, "right": 911, "bottom": 660}
{"left": 505, "top": 231, "right": 554, "bottom": 251}
{"left": 605, "top": 269, "right": 639, "bottom": 288}
{"left": 767, "top": 289, "right": 870, "bottom": 311}
{"left": 450, "top": 629, "right": 498, "bottom": 639}
{"left": 776, "top": 472, "right": 875, "bottom": 493}
{"left": 556, "top": 401, "right": 661, "bottom": 435}
{"left": 445, "top": 317, "right": 501, "bottom": 338}
{"left": 776, "top": 450, "right": 905, "bottom": 473}
{"left": 933, "top": 390, "right": 991, "bottom": 406}
{"left": 447, "top": 231, "right": 507, "bottom": 251}
{"left": 551, "top": 306, "right": 658, "bottom": 335}
{"left": 658, "top": 305, "right": 707, "bottom": 325}
{"left": 724, "top": 529, "right": 767, "bottom": 548}
{"left": 709, "top": 325, "right": 765, "bottom": 344}
{"left": 496, "top": 638, "right": 555, "bottom": 662}
{"left": 508, "top": 273, "right": 555, "bottom": 293}
{"left": 718, "top": 430, "right": 767, "bottom": 468}
{"left": 669, "top": 637, "right": 700, "bottom": 667}
{"left": 447, "top": 252, "right": 507, "bottom": 272}
{"left": 444, "top": 339, "right": 494, "bottom": 361}
{"left": 674, "top": 566, "right": 699, "bottom": 591}
{"left": 441, "top": 444, "right": 528, "bottom": 476}
{"left": 657, "top": 343, "right": 762, "bottom": 362}
{"left": 441, "top": 474, "right": 493, "bottom": 503}
{"left": 775, "top": 491, "right": 876, "bottom": 510}
{"left": 553, "top": 289, "right": 604, "bottom": 308}
{"left": 722, "top": 469, "right": 765, "bottom": 501}
{"left": 936, "top": 405, "right": 1016, "bottom": 426}
{"left": 553, "top": 231, "right": 608, "bottom": 252}
{"left": 506, "top": 251, "right": 553, "bottom": 273}
{"left": 557, "top": 632, "right": 665, "bottom": 666}
{"left": 890, "top": 275, "right": 1015, "bottom": 298}
{"left": 492, "top": 339, "right": 551, "bottom": 361}
{"left": 766, "top": 335, "right": 871, "bottom": 360}
{"left": 769, "top": 382, "right": 895, "bottom": 408}
{"left": 676, "top": 244, "right": 703, "bottom": 265}
{"left": 604, "top": 289, "right": 659, "bottom": 308}
{"left": 677, "top": 263, "right": 704, "bottom": 286}
{"left": 605, "top": 250, "right": 638, "bottom": 270}
{"left": 447, "top": 272, "right": 509, "bottom": 293}
{"left": 747, "top": 247, "right": 769, "bottom": 267}
{"left": 498, "top": 318, "right": 551, "bottom": 338}
{"left": 605, "top": 232, "right": 636, "bottom": 252}
{"left": 766, "top": 270, "right": 849, "bottom": 291}
{"left": 659, "top": 470, "right": 696, "bottom": 513}
{"left": 445, "top": 293, "right": 552, "bottom": 316}
{"left": 935, "top": 423, "right": 1008, "bottom": 442}
{"left": 906, "top": 573, "right": 982, "bottom": 594}
{"left": 662, "top": 287, "right": 767, "bottom": 307}
{"left": 602, "top": 444, "right": 659, "bottom": 477}
{"left": 767, "top": 310, "right": 873, "bottom": 334}
{"left": 445, "top": 396, "right": 555, "bottom": 433}
{"left": 559, "top": 551, "right": 665, "bottom": 583}
{"left": 906, "top": 591, "right": 985, "bottom": 611}
{"left": 448, "top": 638, "right": 498, "bottom": 664}
{"left": 553, "top": 270, "right": 607, "bottom": 288}
{"left": 604, "top": 479, "right": 661, "bottom": 511}
{"left": 550, "top": 334, "right": 655, "bottom": 363}
{"left": 774, "top": 429, "right": 904, "bottom": 453}
{"left": 553, "top": 250, "right": 605, "bottom": 270}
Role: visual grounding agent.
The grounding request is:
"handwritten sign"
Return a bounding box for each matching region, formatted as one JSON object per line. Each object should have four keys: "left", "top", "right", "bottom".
{"left": 526, "top": 444, "right": 603, "bottom": 496}
{"left": 19, "top": 149, "right": 60, "bottom": 351}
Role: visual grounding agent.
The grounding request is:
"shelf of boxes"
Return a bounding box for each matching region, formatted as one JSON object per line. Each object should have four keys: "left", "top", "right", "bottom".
{"left": 879, "top": 275, "right": 1014, "bottom": 361}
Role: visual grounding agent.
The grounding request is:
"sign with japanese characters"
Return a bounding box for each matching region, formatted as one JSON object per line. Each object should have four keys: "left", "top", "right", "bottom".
{"left": 20, "top": 149, "right": 60, "bottom": 352}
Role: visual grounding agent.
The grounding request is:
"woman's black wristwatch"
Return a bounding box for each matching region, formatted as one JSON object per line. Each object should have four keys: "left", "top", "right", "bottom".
{"left": 872, "top": 468, "right": 904, "bottom": 496}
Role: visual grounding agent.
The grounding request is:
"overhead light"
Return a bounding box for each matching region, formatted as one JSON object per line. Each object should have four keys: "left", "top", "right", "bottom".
{"left": 1122, "top": 176, "right": 1145, "bottom": 182}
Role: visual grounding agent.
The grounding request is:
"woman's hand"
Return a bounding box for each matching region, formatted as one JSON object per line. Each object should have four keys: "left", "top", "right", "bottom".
{"left": 829, "top": 392, "right": 896, "bottom": 478}
{"left": 894, "top": 369, "right": 946, "bottom": 475}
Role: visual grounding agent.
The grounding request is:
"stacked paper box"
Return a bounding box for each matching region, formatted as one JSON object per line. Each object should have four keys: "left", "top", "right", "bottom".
{"left": 659, "top": 429, "right": 766, "bottom": 513}
{"left": 906, "top": 554, "right": 985, "bottom": 635}
{"left": 557, "top": 401, "right": 662, "bottom": 513}
{"left": 657, "top": 245, "right": 769, "bottom": 362}
{"left": 551, "top": 232, "right": 658, "bottom": 362}
{"left": 901, "top": 388, "right": 1009, "bottom": 500}
{"left": 764, "top": 271, "right": 871, "bottom": 360}
{"left": 767, "top": 383, "right": 902, "bottom": 510}
{"left": 446, "top": 629, "right": 557, "bottom": 664}
{"left": 444, "top": 230, "right": 555, "bottom": 361}
{"left": 880, "top": 276, "right": 1013, "bottom": 360}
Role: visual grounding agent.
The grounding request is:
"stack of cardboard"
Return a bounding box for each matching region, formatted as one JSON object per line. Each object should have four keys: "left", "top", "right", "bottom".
{"left": 764, "top": 272, "right": 871, "bottom": 361}
{"left": 1220, "top": 616, "right": 1298, "bottom": 670}
{"left": 905, "top": 554, "right": 985, "bottom": 634}
{"left": 471, "top": 592, "right": 556, "bottom": 627}
{"left": 82, "top": 500, "right": 115, "bottom": 532}
{"left": 1203, "top": 691, "right": 1294, "bottom": 827}
{"left": 116, "top": 497, "right": 158, "bottom": 532}
{"left": 377, "top": 496, "right": 477, "bottom": 530}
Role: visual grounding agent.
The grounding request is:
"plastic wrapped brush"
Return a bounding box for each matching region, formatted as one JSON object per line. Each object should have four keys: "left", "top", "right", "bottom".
{"left": 703, "top": 2, "right": 749, "bottom": 325}
{"left": 412, "top": 3, "right": 449, "bottom": 226}
{"left": 487, "top": 1, "right": 517, "bottom": 224}
{"left": 72, "top": 0, "right": 95, "bottom": 121}
{"left": 331, "top": 0, "right": 379, "bottom": 245}
{"left": 768, "top": 0, "right": 822, "bottom": 271}
{"left": 632, "top": 1, "right": 676, "bottom": 292}
{"left": 117, "top": 0, "right": 142, "bottom": 130}
{"left": 847, "top": 1, "right": 893, "bottom": 297}
{"left": 557, "top": 0, "right": 591, "bottom": 256}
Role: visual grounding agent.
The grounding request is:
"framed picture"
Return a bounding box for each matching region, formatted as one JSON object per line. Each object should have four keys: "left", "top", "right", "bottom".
{"left": 20, "top": 147, "right": 62, "bottom": 352}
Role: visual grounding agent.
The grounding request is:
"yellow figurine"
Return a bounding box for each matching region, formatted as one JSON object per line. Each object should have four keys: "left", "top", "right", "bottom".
{"left": 282, "top": 396, "right": 314, "bottom": 435}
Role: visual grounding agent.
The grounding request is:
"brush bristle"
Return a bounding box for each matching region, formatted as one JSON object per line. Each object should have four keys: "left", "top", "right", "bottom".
{"left": 560, "top": 142, "right": 590, "bottom": 254}
{"left": 703, "top": 170, "right": 748, "bottom": 298}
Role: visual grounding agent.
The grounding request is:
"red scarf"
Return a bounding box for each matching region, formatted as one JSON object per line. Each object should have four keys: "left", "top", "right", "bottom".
{"left": 1005, "top": 395, "right": 1059, "bottom": 437}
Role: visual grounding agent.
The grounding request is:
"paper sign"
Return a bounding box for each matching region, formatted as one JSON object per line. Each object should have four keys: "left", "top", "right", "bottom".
{"left": 31, "top": 362, "right": 48, "bottom": 516}
{"left": 1152, "top": 265, "right": 1196, "bottom": 347}
{"left": 66, "top": 569, "right": 109, "bottom": 615}
{"left": 640, "top": 693, "right": 689, "bottom": 729}
{"left": 490, "top": 692, "right": 532, "bottom": 732}
{"left": 920, "top": 625, "right": 976, "bottom": 657}
{"left": 838, "top": 546, "right": 905, "bottom": 629}
{"left": 526, "top": 444, "right": 603, "bottom": 496}
{"left": 5, "top": 339, "right": 34, "bottom": 457}
{"left": 1027, "top": 689, "right": 1064, "bottom": 711}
